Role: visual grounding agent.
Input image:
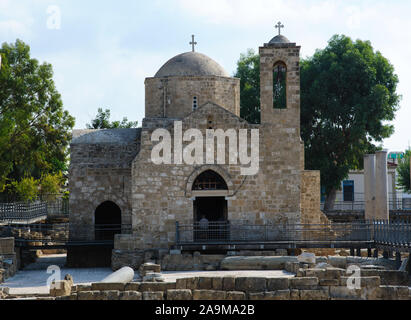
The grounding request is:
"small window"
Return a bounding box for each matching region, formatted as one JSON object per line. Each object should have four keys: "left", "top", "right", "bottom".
{"left": 273, "top": 62, "right": 287, "bottom": 109}
{"left": 343, "top": 180, "right": 354, "bottom": 202}
{"left": 192, "top": 96, "right": 198, "bottom": 111}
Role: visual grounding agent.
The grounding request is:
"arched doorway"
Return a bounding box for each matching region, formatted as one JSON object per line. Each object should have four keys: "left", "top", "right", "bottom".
{"left": 94, "top": 201, "right": 122, "bottom": 241}
{"left": 192, "top": 170, "right": 229, "bottom": 241}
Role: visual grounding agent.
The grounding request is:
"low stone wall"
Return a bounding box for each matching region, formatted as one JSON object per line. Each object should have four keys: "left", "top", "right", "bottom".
{"left": 113, "top": 250, "right": 402, "bottom": 273}
{"left": 113, "top": 250, "right": 295, "bottom": 271}
{"left": 0, "top": 238, "right": 17, "bottom": 283}
{"left": 56, "top": 271, "right": 410, "bottom": 300}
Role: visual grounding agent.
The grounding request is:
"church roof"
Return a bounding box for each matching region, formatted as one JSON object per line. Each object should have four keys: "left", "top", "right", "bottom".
{"left": 268, "top": 34, "right": 291, "bottom": 44}
{"left": 154, "top": 52, "right": 229, "bottom": 78}
{"left": 71, "top": 128, "right": 141, "bottom": 145}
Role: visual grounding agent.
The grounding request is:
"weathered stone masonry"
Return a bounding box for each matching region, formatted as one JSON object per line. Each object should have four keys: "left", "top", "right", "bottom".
{"left": 68, "top": 31, "right": 327, "bottom": 268}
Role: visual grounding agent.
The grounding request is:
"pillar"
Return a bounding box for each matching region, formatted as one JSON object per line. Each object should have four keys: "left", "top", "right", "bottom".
{"left": 375, "top": 151, "right": 389, "bottom": 220}
{"left": 364, "top": 154, "right": 376, "bottom": 220}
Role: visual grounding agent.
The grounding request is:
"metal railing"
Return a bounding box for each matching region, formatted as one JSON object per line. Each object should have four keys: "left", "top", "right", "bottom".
{"left": 0, "top": 197, "right": 70, "bottom": 224}
{"left": 373, "top": 220, "right": 411, "bottom": 248}
{"left": 0, "top": 223, "right": 131, "bottom": 247}
{"left": 176, "top": 221, "right": 372, "bottom": 245}
{"left": 0, "top": 202, "right": 48, "bottom": 223}
{"left": 176, "top": 220, "right": 411, "bottom": 250}
{"left": 321, "top": 192, "right": 411, "bottom": 212}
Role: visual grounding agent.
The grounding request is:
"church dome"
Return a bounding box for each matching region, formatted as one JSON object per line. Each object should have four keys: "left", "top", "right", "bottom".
{"left": 268, "top": 34, "right": 290, "bottom": 44}
{"left": 154, "top": 52, "right": 229, "bottom": 78}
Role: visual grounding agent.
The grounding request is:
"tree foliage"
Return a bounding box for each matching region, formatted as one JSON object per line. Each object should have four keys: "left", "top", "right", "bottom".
{"left": 0, "top": 40, "right": 75, "bottom": 193}
{"left": 234, "top": 35, "right": 401, "bottom": 202}
{"left": 234, "top": 49, "right": 260, "bottom": 124}
{"left": 301, "top": 35, "right": 400, "bottom": 198}
{"left": 9, "top": 176, "right": 39, "bottom": 202}
{"left": 397, "top": 149, "right": 411, "bottom": 193}
{"left": 86, "top": 108, "right": 138, "bottom": 129}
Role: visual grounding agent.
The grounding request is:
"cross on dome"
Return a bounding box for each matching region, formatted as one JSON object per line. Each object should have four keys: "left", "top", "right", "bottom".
{"left": 275, "top": 22, "right": 284, "bottom": 35}
{"left": 190, "top": 35, "right": 197, "bottom": 52}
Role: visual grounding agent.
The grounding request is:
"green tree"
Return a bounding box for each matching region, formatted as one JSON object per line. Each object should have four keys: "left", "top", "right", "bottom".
{"left": 234, "top": 49, "right": 260, "bottom": 124}
{"left": 234, "top": 35, "right": 401, "bottom": 209}
{"left": 397, "top": 150, "right": 411, "bottom": 193}
{"left": 10, "top": 176, "right": 39, "bottom": 202}
{"left": 86, "top": 108, "right": 138, "bottom": 129}
{"left": 40, "top": 172, "right": 64, "bottom": 201}
{"left": 0, "top": 40, "right": 75, "bottom": 193}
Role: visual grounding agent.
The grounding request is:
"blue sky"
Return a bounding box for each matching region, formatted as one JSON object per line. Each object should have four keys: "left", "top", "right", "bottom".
{"left": 1, "top": 0, "right": 410, "bottom": 152}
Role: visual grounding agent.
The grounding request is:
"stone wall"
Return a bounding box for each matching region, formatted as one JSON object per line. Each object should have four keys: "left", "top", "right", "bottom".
{"left": 145, "top": 76, "right": 240, "bottom": 119}
{"left": 301, "top": 171, "right": 330, "bottom": 224}
{"left": 57, "top": 272, "right": 410, "bottom": 300}
{"left": 0, "top": 238, "right": 17, "bottom": 283}
{"left": 122, "top": 101, "right": 302, "bottom": 251}
{"left": 69, "top": 129, "right": 141, "bottom": 240}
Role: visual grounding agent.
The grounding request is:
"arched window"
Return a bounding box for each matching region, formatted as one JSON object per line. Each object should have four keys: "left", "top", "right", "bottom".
{"left": 192, "top": 96, "right": 198, "bottom": 111}
{"left": 273, "top": 62, "right": 287, "bottom": 109}
{"left": 192, "top": 170, "right": 228, "bottom": 191}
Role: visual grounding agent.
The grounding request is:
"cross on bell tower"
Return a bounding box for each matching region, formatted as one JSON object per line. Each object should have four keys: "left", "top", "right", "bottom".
{"left": 190, "top": 35, "right": 197, "bottom": 52}
{"left": 275, "top": 22, "right": 284, "bottom": 35}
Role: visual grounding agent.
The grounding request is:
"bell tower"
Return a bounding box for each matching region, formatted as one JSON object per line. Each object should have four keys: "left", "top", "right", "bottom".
{"left": 259, "top": 22, "right": 301, "bottom": 132}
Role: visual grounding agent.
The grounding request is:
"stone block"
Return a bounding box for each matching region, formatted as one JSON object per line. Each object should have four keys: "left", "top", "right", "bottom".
{"left": 290, "top": 289, "right": 299, "bottom": 300}
{"left": 285, "top": 262, "right": 299, "bottom": 274}
{"left": 167, "top": 289, "right": 192, "bottom": 300}
{"left": 299, "top": 289, "right": 329, "bottom": 300}
{"left": 266, "top": 278, "right": 289, "bottom": 291}
{"left": 249, "top": 290, "right": 291, "bottom": 300}
{"left": 50, "top": 280, "right": 71, "bottom": 297}
{"left": 289, "top": 277, "right": 319, "bottom": 290}
{"left": 77, "top": 291, "right": 97, "bottom": 301}
{"left": 327, "top": 256, "right": 347, "bottom": 269}
{"left": 120, "top": 291, "right": 142, "bottom": 300}
{"left": 102, "top": 290, "right": 120, "bottom": 300}
{"left": 193, "top": 290, "right": 226, "bottom": 300}
{"left": 235, "top": 277, "right": 266, "bottom": 292}
{"left": 212, "top": 277, "right": 223, "bottom": 290}
{"left": 125, "top": 282, "right": 140, "bottom": 291}
{"left": 221, "top": 256, "right": 298, "bottom": 270}
{"left": 329, "top": 286, "right": 361, "bottom": 300}
{"left": 223, "top": 276, "right": 236, "bottom": 291}
{"left": 226, "top": 291, "right": 246, "bottom": 300}
{"left": 323, "top": 268, "right": 345, "bottom": 280}
{"left": 360, "top": 270, "right": 409, "bottom": 286}
{"left": 73, "top": 284, "right": 92, "bottom": 292}
{"left": 378, "top": 286, "right": 410, "bottom": 300}
{"left": 139, "top": 282, "right": 176, "bottom": 292}
{"left": 197, "top": 277, "right": 213, "bottom": 290}
{"left": 143, "top": 291, "right": 164, "bottom": 300}
{"left": 304, "top": 269, "right": 326, "bottom": 279}
{"left": 339, "top": 276, "right": 380, "bottom": 288}
{"left": 298, "top": 252, "right": 316, "bottom": 264}
{"left": 185, "top": 277, "right": 198, "bottom": 290}
{"left": 91, "top": 282, "right": 125, "bottom": 291}
{"left": 176, "top": 278, "right": 187, "bottom": 289}
{"left": 319, "top": 279, "right": 339, "bottom": 286}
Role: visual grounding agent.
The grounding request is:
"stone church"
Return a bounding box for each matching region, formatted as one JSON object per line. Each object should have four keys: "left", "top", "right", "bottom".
{"left": 68, "top": 30, "right": 328, "bottom": 267}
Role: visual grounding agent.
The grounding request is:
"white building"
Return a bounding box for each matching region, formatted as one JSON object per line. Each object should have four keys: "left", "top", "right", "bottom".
{"left": 322, "top": 151, "right": 411, "bottom": 211}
